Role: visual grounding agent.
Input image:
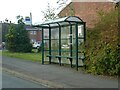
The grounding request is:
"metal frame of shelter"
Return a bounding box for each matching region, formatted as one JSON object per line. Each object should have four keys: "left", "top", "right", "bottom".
{"left": 34, "top": 16, "right": 86, "bottom": 70}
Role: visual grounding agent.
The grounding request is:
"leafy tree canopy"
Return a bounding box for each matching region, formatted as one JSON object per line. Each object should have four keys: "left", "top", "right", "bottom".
{"left": 6, "top": 16, "right": 32, "bottom": 52}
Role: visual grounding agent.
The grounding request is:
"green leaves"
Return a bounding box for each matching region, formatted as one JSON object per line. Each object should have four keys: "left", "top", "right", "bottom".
{"left": 6, "top": 19, "right": 32, "bottom": 52}
{"left": 85, "top": 9, "right": 119, "bottom": 76}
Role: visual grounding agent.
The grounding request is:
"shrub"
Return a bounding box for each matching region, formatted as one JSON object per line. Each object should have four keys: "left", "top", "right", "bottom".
{"left": 85, "top": 9, "right": 120, "bottom": 76}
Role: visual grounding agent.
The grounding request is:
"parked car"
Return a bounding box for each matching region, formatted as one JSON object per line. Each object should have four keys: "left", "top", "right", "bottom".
{"left": 0, "top": 42, "right": 5, "bottom": 50}
{"left": 32, "top": 42, "right": 41, "bottom": 49}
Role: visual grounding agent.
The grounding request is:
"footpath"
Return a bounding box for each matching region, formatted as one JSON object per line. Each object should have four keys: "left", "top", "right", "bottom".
{"left": 2, "top": 56, "right": 118, "bottom": 88}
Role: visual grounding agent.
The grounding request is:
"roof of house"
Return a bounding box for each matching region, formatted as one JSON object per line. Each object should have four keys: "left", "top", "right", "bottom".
{"left": 58, "top": 1, "right": 114, "bottom": 16}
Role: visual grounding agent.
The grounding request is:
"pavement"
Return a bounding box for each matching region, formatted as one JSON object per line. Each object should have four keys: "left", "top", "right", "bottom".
{"left": 2, "top": 56, "right": 118, "bottom": 88}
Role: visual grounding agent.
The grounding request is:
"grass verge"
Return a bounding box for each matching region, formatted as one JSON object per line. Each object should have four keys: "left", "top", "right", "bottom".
{"left": 2, "top": 50, "right": 42, "bottom": 63}
{"left": 0, "top": 50, "right": 2, "bottom": 55}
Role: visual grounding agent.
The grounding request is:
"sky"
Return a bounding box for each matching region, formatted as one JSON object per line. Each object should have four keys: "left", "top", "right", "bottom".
{"left": 0, "top": 0, "right": 71, "bottom": 24}
{"left": 0, "top": 0, "right": 115, "bottom": 24}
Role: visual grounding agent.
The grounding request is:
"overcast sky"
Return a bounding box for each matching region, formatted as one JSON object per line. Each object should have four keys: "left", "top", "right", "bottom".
{"left": 0, "top": 0, "right": 71, "bottom": 24}
{"left": 0, "top": 0, "right": 115, "bottom": 24}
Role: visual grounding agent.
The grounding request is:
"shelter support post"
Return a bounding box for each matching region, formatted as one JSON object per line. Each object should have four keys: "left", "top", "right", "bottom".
{"left": 42, "top": 28, "right": 44, "bottom": 64}
{"left": 58, "top": 23, "right": 62, "bottom": 66}
{"left": 83, "top": 22, "right": 86, "bottom": 43}
{"left": 49, "top": 25, "right": 51, "bottom": 64}
{"left": 75, "top": 23, "right": 78, "bottom": 71}
{"left": 69, "top": 22, "right": 73, "bottom": 67}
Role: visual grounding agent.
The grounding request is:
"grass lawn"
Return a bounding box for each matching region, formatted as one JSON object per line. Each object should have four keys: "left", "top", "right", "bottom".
{"left": 2, "top": 50, "right": 42, "bottom": 63}
{"left": 0, "top": 50, "right": 2, "bottom": 55}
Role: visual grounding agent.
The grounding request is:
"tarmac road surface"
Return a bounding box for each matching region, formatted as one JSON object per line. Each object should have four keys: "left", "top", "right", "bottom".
{"left": 2, "top": 56, "right": 118, "bottom": 88}
{"left": 2, "top": 71, "right": 47, "bottom": 88}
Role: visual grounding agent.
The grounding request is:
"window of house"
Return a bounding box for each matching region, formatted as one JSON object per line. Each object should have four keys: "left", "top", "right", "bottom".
{"left": 30, "top": 31, "right": 36, "bottom": 35}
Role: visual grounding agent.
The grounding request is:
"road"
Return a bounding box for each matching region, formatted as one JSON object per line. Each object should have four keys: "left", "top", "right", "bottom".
{"left": 2, "top": 72, "right": 47, "bottom": 88}
{"left": 2, "top": 56, "right": 118, "bottom": 88}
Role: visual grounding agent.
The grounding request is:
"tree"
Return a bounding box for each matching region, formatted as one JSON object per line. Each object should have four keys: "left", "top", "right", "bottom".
{"left": 56, "top": 0, "right": 68, "bottom": 9}
{"left": 6, "top": 16, "right": 32, "bottom": 52}
{"left": 41, "top": 3, "right": 57, "bottom": 21}
{"left": 5, "top": 18, "right": 9, "bottom": 23}
{"left": 57, "top": 0, "right": 75, "bottom": 16}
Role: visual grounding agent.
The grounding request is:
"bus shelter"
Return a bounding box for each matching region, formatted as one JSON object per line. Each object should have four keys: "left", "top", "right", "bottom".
{"left": 34, "top": 16, "right": 86, "bottom": 70}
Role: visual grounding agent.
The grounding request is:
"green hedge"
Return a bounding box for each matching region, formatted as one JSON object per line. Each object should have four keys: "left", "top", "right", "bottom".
{"left": 85, "top": 9, "right": 120, "bottom": 76}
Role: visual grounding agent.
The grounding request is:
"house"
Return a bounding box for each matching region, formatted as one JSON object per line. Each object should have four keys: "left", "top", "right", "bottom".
{"left": 58, "top": 1, "right": 114, "bottom": 28}
{"left": 0, "top": 22, "right": 42, "bottom": 44}
{"left": 0, "top": 22, "right": 9, "bottom": 42}
{"left": 25, "top": 25, "right": 42, "bottom": 43}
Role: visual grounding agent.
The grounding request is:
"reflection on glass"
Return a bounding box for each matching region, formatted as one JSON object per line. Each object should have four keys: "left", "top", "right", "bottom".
{"left": 78, "top": 25, "right": 84, "bottom": 38}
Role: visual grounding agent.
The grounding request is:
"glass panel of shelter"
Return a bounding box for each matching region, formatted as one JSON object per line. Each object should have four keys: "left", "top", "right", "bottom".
{"left": 78, "top": 24, "right": 85, "bottom": 66}
{"left": 51, "top": 28, "right": 59, "bottom": 63}
{"left": 61, "top": 26, "right": 70, "bottom": 64}
{"left": 44, "top": 28, "right": 49, "bottom": 63}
